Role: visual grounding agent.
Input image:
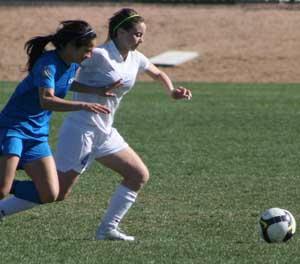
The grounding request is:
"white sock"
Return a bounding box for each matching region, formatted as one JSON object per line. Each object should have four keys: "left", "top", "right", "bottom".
{"left": 98, "top": 184, "right": 137, "bottom": 232}
{"left": 0, "top": 196, "right": 38, "bottom": 217}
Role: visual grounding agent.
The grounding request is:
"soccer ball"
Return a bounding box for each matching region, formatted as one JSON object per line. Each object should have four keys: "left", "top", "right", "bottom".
{"left": 259, "top": 208, "right": 296, "bottom": 243}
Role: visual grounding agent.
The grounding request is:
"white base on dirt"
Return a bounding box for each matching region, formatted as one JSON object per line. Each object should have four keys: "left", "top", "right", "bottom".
{"left": 150, "top": 50, "right": 199, "bottom": 67}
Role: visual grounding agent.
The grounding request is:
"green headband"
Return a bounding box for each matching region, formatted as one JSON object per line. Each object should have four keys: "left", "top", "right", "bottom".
{"left": 113, "top": 14, "right": 141, "bottom": 33}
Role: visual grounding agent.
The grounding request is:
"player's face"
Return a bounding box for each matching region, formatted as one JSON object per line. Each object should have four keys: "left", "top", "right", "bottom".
{"left": 72, "top": 38, "right": 96, "bottom": 63}
{"left": 123, "top": 22, "right": 146, "bottom": 51}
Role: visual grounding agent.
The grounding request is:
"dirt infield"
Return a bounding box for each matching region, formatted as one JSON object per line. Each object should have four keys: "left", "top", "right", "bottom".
{"left": 1, "top": 3, "right": 300, "bottom": 83}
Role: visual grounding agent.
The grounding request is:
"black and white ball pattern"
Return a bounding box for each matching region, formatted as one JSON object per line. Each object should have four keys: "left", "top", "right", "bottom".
{"left": 259, "top": 208, "right": 296, "bottom": 243}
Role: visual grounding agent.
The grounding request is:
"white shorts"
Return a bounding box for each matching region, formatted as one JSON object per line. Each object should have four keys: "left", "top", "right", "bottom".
{"left": 55, "top": 119, "right": 128, "bottom": 174}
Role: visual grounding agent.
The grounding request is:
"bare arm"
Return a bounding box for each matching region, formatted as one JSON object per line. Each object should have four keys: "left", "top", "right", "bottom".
{"left": 39, "top": 88, "right": 110, "bottom": 114}
{"left": 70, "top": 81, "right": 101, "bottom": 95}
{"left": 145, "top": 63, "right": 192, "bottom": 100}
{"left": 70, "top": 80, "right": 123, "bottom": 97}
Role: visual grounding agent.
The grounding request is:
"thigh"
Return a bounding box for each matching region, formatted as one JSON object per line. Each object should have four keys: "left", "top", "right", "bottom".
{"left": 57, "top": 170, "right": 80, "bottom": 200}
{"left": 96, "top": 146, "right": 148, "bottom": 179}
{"left": 24, "top": 156, "right": 59, "bottom": 203}
{"left": 0, "top": 134, "right": 23, "bottom": 196}
{"left": 0, "top": 155, "right": 19, "bottom": 196}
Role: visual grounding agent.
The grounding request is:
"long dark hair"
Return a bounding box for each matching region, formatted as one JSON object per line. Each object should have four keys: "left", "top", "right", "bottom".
{"left": 108, "top": 8, "right": 144, "bottom": 40}
{"left": 24, "top": 20, "right": 96, "bottom": 72}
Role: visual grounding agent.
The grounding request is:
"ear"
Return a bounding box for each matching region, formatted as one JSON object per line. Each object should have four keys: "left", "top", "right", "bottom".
{"left": 117, "top": 28, "right": 128, "bottom": 37}
{"left": 65, "top": 40, "right": 76, "bottom": 50}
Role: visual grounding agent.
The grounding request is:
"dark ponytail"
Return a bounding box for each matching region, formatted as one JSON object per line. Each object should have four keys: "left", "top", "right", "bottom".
{"left": 24, "top": 20, "right": 96, "bottom": 72}
{"left": 25, "top": 35, "right": 54, "bottom": 72}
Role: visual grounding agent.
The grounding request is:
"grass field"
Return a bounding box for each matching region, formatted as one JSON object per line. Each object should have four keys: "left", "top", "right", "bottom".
{"left": 1, "top": 81, "right": 300, "bottom": 263}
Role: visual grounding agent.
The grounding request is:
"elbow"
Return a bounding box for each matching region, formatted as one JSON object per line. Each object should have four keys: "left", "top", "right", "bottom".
{"left": 39, "top": 99, "right": 47, "bottom": 109}
{"left": 152, "top": 71, "right": 164, "bottom": 81}
{"left": 39, "top": 101, "right": 47, "bottom": 109}
{"left": 39, "top": 97, "right": 52, "bottom": 110}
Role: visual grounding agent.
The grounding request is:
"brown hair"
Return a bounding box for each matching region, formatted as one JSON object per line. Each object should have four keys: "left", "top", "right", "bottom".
{"left": 108, "top": 8, "right": 144, "bottom": 40}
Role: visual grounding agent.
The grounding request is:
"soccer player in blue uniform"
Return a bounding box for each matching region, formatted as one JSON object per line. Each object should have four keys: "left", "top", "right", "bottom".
{"left": 0, "top": 20, "right": 110, "bottom": 214}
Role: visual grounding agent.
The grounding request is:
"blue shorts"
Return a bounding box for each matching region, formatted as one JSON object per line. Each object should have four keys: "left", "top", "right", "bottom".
{"left": 0, "top": 129, "right": 52, "bottom": 168}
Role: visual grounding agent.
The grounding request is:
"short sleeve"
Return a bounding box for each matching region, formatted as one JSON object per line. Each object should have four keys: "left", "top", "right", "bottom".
{"left": 80, "top": 48, "right": 104, "bottom": 70}
{"left": 33, "top": 63, "right": 56, "bottom": 89}
{"left": 76, "top": 48, "right": 119, "bottom": 86}
{"left": 137, "top": 51, "right": 151, "bottom": 72}
{"left": 80, "top": 55, "right": 94, "bottom": 69}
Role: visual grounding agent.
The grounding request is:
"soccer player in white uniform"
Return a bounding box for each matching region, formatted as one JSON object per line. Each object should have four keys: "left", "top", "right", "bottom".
{"left": 4, "top": 8, "right": 192, "bottom": 241}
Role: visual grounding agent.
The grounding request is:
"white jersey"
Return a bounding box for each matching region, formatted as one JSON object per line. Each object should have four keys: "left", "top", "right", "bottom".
{"left": 66, "top": 40, "right": 150, "bottom": 134}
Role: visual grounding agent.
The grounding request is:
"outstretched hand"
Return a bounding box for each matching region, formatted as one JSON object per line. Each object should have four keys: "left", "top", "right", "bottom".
{"left": 171, "top": 87, "right": 192, "bottom": 100}
{"left": 83, "top": 103, "right": 111, "bottom": 114}
{"left": 99, "top": 79, "right": 123, "bottom": 97}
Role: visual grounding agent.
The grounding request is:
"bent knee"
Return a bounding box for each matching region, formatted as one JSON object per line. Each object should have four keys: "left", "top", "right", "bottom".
{"left": 0, "top": 186, "right": 11, "bottom": 199}
{"left": 0, "top": 190, "right": 9, "bottom": 200}
{"left": 39, "top": 192, "right": 58, "bottom": 204}
{"left": 129, "top": 167, "right": 150, "bottom": 189}
{"left": 56, "top": 191, "right": 71, "bottom": 202}
{"left": 139, "top": 167, "right": 150, "bottom": 185}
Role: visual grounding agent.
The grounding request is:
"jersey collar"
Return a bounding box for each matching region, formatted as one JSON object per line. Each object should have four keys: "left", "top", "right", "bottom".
{"left": 109, "top": 40, "right": 128, "bottom": 63}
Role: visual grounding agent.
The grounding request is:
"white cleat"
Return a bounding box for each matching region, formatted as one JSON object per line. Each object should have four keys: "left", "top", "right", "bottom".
{"left": 96, "top": 228, "right": 135, "bottom": 241}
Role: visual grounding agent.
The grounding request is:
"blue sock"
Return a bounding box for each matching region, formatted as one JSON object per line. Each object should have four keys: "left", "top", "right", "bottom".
{"left": 10, "top": 180, "right": 42, "bottom": 204}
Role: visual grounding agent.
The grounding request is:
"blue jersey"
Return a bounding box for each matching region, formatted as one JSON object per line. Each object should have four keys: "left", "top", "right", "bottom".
{"left": 0, "top": 50, "right": 79, "bottom": 141}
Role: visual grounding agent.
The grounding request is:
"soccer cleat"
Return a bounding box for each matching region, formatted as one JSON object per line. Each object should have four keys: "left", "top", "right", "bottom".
{"left": 96, "top": 228, "right": 135, "bottom": 241}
